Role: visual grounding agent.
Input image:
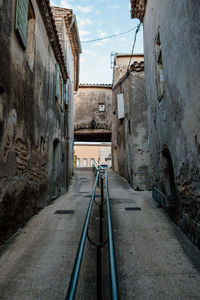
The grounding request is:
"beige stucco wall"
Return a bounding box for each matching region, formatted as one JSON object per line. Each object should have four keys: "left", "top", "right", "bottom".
{"left": 74, "top": 143, "right": 111, "bottom": 168}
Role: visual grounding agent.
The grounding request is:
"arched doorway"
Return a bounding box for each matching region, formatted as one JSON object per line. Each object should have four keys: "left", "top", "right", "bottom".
{"left": 160, "top": 146, "right": 179, "bottom": 213}
{"left": 52, "top": 139, "right": 62, "bottom": 197}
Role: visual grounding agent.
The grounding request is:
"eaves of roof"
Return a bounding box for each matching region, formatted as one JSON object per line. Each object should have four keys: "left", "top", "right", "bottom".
{"left": 51, "top": 7, "right": 82, "bottom": 55}
{"left": 112, "top": 61, "right": 144, "bottom": 90}
{"left": 36, "top": 0, "right": 68, "bottom": 82}
{"left": 130, "top": 0, "right": 146, "bottom": 22}
{"left": 79, "top": 84, "right": 112, "bottom": 89}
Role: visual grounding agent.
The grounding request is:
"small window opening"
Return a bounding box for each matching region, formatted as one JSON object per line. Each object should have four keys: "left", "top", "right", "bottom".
{"left": 76, "top": 158, "right": 80, "bottom": 167}
{"left": 58, "top": 75, "right": 63, "bottom": 106}
{"left": 99, "top": 104, "right": 105, "bottom": 112}
{"left": 83, "top": 158, "right": 88, "bottom": 167}
{"left": 156, "top": 32, "right": 164, "bottom": 102}
{"left": 128, "top": 119, "right": 131, "bottom": 135}
{"left": 90, "top": 158, "right": 95, "bottom": 166}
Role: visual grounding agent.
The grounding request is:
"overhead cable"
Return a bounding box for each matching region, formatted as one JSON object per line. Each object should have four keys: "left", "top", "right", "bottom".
{"left": 80, "top": 26, "right": 138, "bottom": 43}
{"left": 127, "top": 22, "right": 141, "bottom": 70}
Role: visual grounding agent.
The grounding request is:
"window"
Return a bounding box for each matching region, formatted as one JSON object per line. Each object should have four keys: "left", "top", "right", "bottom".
{"left": 15, "top": 0, "right": 29, "bottom": 48}
{"left": 156, "top": 32, "right": 164, "bottom": 102}
{"left": 76, "top": 158, "right": 80, "bottom": 167}
{"left": 65, "top": 80, "right": 69, "bottom": 106}
{"left": 15, "top": 0, "right": 35, "bottom": 69}
{"left": 117, "top": 93, "right": 124, "bottom": 119}
{"left": 55, "top": 62, "right": 64, "bottom": 108}
{"left": 90, "top": 158, "right": 95, "bottom": 167}
{"left": 26, "top": 2, "right": 35, "bottom": 70}
{"left": 83, "top": 158, "right": 88, "bottom": 167}
{"left": 99, "top": 104, "right": 105, "bottom": 112}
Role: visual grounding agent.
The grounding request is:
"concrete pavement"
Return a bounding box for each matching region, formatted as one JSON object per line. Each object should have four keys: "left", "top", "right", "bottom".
{"left": 109, "top": 171, "right": 200, "bottom": 299}
{"left": 0, "top": 169, "right": 200, "bottom": 299}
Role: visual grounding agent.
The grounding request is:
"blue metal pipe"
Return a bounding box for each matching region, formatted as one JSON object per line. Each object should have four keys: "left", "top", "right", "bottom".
{"left": 105, "top": 171, "right": 119, "bottom": 300}
{"left": 65, "top": 172, "right": 99, "bottom": 300}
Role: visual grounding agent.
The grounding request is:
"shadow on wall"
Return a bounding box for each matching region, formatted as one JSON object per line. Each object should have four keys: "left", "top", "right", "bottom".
{"left": 159, "top": 145, "right": 180, "bottom": 218}
{"left": 52, "top": 139, "right": 63, "bottom": 198}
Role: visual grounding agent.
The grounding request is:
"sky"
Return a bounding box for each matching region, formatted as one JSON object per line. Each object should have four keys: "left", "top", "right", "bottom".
{"left": 50, "top": 0, "right": 143, "bottom": 84}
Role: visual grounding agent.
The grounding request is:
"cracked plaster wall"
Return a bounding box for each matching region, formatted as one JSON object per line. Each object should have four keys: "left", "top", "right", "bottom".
{"left": 74, "top": 87, "right": 112, "bottom": 131}
{"left": 143, "top": 0, "right": 200, "bottom": 227}
{"left": 112, "top": 70, "right": 151, "bottom": 190}
{"left": 0, "top": 0, "right": 69, "bottom": 242}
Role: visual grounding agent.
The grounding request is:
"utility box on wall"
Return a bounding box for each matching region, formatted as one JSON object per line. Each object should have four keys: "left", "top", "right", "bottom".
{"left": 117, "top": 93, "right": 124, "bottom": 119}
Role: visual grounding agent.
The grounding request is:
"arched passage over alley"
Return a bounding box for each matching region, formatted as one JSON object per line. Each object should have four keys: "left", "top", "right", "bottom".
{"left": 74, "top": 84, "right": 112, "bottom": 168}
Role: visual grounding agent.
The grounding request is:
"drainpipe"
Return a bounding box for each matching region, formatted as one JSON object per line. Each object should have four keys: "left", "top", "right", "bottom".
{"left": 68, "top": 16, "right": 75, "bottom": 32}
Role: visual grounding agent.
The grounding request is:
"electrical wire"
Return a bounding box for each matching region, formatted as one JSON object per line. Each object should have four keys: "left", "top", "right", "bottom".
{"left": 127, "top": 22, "right": 141, "bottom": 70}
{"left": 80, "top": 26, "right": 138, "bottom": 44}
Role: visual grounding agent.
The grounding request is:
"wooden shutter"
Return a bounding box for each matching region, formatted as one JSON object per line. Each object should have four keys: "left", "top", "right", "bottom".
{"left": 56, "top": 63, "right": 60, "bottom": 99}
{"left": 15, "top": 0, "right": 29, "bottom": 49}
{"left": 65, "top": 81, "right": 69, "bottom": 105}
{"left": 61, "top": 78, "right": 64, "bottom": 108}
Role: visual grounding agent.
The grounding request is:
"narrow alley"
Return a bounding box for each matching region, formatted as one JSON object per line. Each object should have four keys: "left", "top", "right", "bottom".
{"left": 1, "top": 169, "right": 200, "bottom": 299}
{"left": 0, "top": 0, "right": 200, "bottom": 299}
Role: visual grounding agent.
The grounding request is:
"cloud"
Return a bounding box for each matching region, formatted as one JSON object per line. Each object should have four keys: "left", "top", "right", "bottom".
{"left": 95, "top": 11, "right": 101, "bottom": 16}
{"left": 79, "top": 29, "right": 90, "bottom": 38}
{"left": 100, "top": 32, "right": 107, "bottom": 38}
{"left": 76, "top": 5, "right": 93, "bottom": 14}
{"left": 78, "top": 17, "right": 93, "bottom": 27}
{"left": 98, "top": 31, "right": 109, "bottom": 44}
{"left": 50, "top": 0, "right": 58, "bottom": 6}
{"left": 60, "top": 0, "right": 74, "bottom": 8}
{"left": 60, "top": 1, "right": 93, "bottom": 14}
{"left": 108, "top": 4, "right": 120, "bottom": 10}
{"left": 83, "top": 49, "right": 98, "bottom": 57}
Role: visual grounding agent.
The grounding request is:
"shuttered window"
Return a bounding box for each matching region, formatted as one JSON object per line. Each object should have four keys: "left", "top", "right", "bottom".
{"left": 65, "top": 81, "right": 69, "bottom": 105}
{"left": 56, "top": 63, "right": 60, "bottom": 99}
{"left": 15, "top": 0, "right": 29, "bottom": 49}
{"left": 61, "top": 79, "right": 64, "bottom": 108}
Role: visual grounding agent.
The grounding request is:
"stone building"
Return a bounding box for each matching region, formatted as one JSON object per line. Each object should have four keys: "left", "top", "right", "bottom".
{"left": 51, "top": 6, "right": 82, "bottom": 183}
{"left": 113, "top": 53, "right": 144, "bottom": 86}
{"left": 0, "top": 0, "right": 81, "bottom": 242}
{"left": 74, "top": 142, "right": 111, "bottom": 168}
{"left": 112, "top": 54, "right": 151, "bottom": 190}
{"left": 74, "top": 84, "right": 112, "bottom": 142}
{"left": 131, "top": 1, "right": 200, "bottom": 246}
{"left": 74, "top": 84, "right": 112, "bottom": 167}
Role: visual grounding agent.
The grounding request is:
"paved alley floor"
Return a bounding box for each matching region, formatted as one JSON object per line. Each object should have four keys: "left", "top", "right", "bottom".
{"left": 0, "top": 169, "right": 200, "bottom": 299}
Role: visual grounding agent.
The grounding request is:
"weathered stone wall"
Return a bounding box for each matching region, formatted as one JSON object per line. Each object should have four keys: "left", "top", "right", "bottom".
{"left": 74, "top": 85, "right": 112, "bottom": 131}
{"left": 99, "top": 145, "right": 111, "bottom": 167}
{"left": 113, "top": 54, "right": 144, "bottom": 86}
{"left": 51, "top": 8, "right": 77, "bottom": 186}
{"left": 112, "top": 65, "right": 151, "bottom": 190}
{"left": 143, "top": 0, "right": 200, "bottom": 233}
{"left": 0, "top": 0, "right": 68, "bottom": 242}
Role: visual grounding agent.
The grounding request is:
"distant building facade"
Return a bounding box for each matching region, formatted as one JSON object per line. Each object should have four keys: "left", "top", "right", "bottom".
{"left": 112, "top": 54, "right": 151, "bottom": 190}
{"left": 74, "top": 142, "right": 111, "bottom": 168}
{"left": 0, "top": 0, "right": 81, "bottom": 242}
{"left": 131, "top": 1, "right": 200, "bottom": 247}
{"left": 74, "top": 84, "right": 112, "bottom": 142}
